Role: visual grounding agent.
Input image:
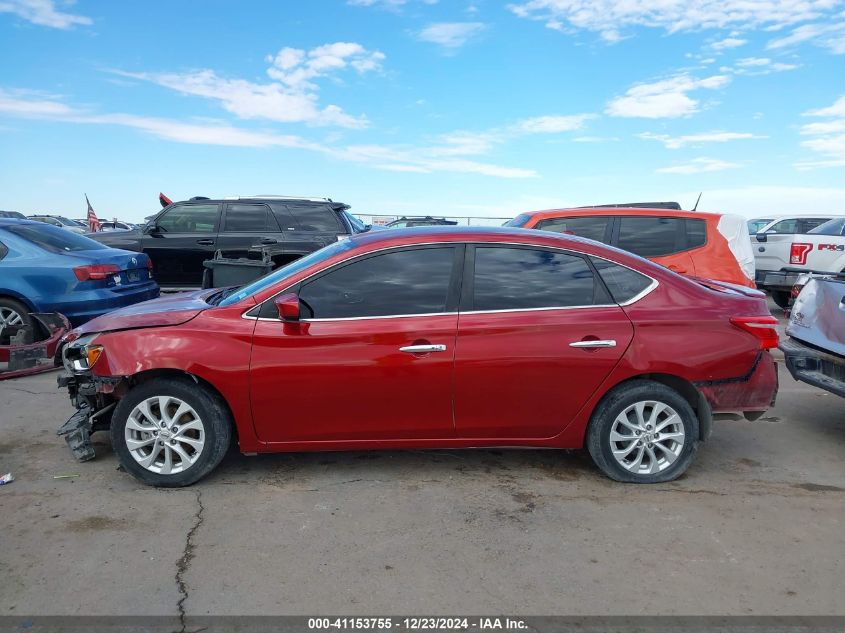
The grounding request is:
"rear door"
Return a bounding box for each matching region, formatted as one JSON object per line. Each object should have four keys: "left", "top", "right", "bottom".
{"left": 142, "top": 202, "right": 220, "bottom": 286}
{"left": 453, "top": 245, "right": 634, "bottom": 439}
{"left": 216, "top": 203, "right": 283, "bottom": 257}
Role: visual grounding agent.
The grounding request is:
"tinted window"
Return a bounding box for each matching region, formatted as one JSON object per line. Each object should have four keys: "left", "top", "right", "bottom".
{"left": 797, "top": 218, "right": 830, "bottom": 233}
{"left": 616, "top": 217, "right": 680, "bottom": 257}
{"left": 766, "top": 219, "right": 798, "bottom": 234}
{"left": 685, "top": 219, "right": 707, "bottom": 248}
{"left": 535, "top": 216, "right": 609, "bottom": 242}
{"left": 4, "top": 224, "right": 107, "bottom": 253}
{"left": 809, "top": 218, "right": 845, "bottom": 236}
{"left": 287, "top": 204, "right": 341, "bottom": 232}
{"left": 590, "top": 257, "right": 653, "bottom": 304}
{"left": 472, "top": 247, "right": 604, "bottom": 311}
{"left": 224, "top": 204, "right": 277, "bottom": 232}
{"left": 300, "top": 247, "right": 454, "bottom": 318}
{"left": 0, "top": 240, "right": 7, "bottom": 260}
{"left": 157, "top": 204, "right": 219, "bottom": 233}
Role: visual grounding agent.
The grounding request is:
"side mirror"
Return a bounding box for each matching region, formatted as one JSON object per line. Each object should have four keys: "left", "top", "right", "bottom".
{"left": 755, "top": 232, "right": 767, "bottom": 243}
{"left": 274, "top": 292, "right": 301, "bottom": 322}
{"left": 143, "top": 223, "right": 160, "bottom": 235}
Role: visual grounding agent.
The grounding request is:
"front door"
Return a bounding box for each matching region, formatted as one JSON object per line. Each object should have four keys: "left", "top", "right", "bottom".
{"left": 143, "top": 202, "right": 221, "bottom": 286}
{"left": 454, "top": 245, "right": 634, "bottom": 439}
{"left": 250, "top": 245, "right": 462, "bottom": 443}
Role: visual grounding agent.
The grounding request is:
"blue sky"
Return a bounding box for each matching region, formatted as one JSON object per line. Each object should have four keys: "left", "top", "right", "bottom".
{"left": 1, "top": 0, "right": 844, "bottom": 222}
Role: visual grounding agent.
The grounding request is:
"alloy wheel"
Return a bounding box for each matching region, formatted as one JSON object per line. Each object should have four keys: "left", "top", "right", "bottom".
{"left": 0, "top": 307, "right": 24, "bottom": 331}
{"left": 609, "top": 400, "right": 685, "bottom": 475}
{"left": 124, "top": 396, "right": 205, "bottom": 475}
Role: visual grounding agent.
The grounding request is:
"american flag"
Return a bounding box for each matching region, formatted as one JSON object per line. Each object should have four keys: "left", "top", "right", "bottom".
{"left": 85, "top": 194, "right": 100, "bottom": 232}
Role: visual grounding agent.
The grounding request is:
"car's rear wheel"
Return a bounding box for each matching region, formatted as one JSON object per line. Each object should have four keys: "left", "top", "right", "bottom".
{"left": 111, "top": 377, "right": 232, "bottom": 487}
{"left": 587, "top": 380, "right": 699, "bottom": 483}
{"left": 0, "top": 297, "right": 34, "bottom": 334}
{"left": 770, "top": 290, "right": 791, "bottom": 309}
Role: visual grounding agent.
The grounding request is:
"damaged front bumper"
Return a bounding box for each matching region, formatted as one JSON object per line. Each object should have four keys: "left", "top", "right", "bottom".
{"left": 56, "top": 341, "right": 122, "bottom": 462}
{"left": 0, "top": 313, "right": 69, "bottom": 380}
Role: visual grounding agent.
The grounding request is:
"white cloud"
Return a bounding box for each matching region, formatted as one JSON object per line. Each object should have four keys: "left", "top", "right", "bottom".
{"left": 710, "top": 37, "right": 747, "bottom": 50}
{"left": 657, "top": 157, "right": 742, "bottom": 174}
{"left": 113, "top": 42, "right": 384, "bottom": 129}
{"left": 640, "top": 130, "right": 765, "bottom": 149}
{"left": 720, "top": 56, "right": 800, "bottom": 74}
{"left": 797, "top": 95, "right": 845, "bottom": 168}
{"left": 606, "top": 74, "right": 730, "bottom": 119}
{"left": 515, "top": 114, "right": 595, "bottom": 133}
{"left": 767, "top": 21, "right": 845, "bottom": 54}
{"left": 0, "top": 0, "right": 90, "bottom": 28}
{"left": 0, "top": 88, "right": 537, "bottom": 178}
{"left": 417, "top": 22, "right": 485, "bottom": 49}
{"left": 507, "top": 0, "right": 838, "bottom": 42}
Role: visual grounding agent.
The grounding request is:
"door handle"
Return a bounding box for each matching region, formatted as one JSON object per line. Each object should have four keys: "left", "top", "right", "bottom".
{"left": 259, "top": 238, "right": 278, "bottom": 245}
{"left": 399, "top": 344, "right": 447, "bottom": 354}
{"left": 569, "top": 340, "right": 617, "bottom": 348}
{"left": 196, "top": 239, "right": 214, "bottom": 245}
{"left": 667, "top": 264, "right": 687, "bottom": 274}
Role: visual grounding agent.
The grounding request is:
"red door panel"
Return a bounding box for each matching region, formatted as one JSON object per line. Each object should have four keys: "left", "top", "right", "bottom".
{"left": 453, "top": 307, "right": 633, "bottom": 439}
{"left": 250, "top": 315, "right": 458, "bottom": 443}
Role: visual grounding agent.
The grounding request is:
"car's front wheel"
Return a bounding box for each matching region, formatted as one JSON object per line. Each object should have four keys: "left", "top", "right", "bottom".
{"left": 0, "top": 297, "right": 34, "bottom": 334}
{"left": 111, "top": 377, "right": 232, "bottom": 487}
{"left": 586, "top": 380, "right": 700, "bottom": 483}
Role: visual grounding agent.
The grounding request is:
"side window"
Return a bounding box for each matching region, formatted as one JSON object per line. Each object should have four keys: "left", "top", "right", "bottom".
{"left": 767, "top": 219, "right": 797, "bottom": 234}
{"left": 286, "top": 204, "right": 342, "bottom": 232}
{"left": 223, "top": 204, "right": 279, "bottom": 232}
{"left": 270, "top": 203, "right": 300, "bottom": 231}
{"left": 590, "top": 257, "right": 653, "bottom": 304}
{"left": 685, "top": 219, "right": 707, "bottom": 248}
{"left": 616, "top": 217, "right": 681, "bottom": 257}
{"left": 472, "top": 247, "right": 607, "bottom": 311}
{"left": 797, "top": 218, "right": 828, "bottom": 233}
{"left": 299, "top": 247, "right": 455, "bottom": 319}
{"left": 0, "top": 240, "right": 7, "bottom": 261}
{"left": 157, "top": 204, "right": 219, "bottom": 234}
{"left": 534, "top": 216, "right": 610, "bottom": 243}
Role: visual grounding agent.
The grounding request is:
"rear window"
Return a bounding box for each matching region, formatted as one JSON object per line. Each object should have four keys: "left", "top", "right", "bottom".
{"left": 534, "top": 216, "right": 610, "bottom": 242}
{"left": 616, "top": 216, "right": 681, "bottom": 257}
{"left": 503, "top": 213, "right": 532, "bottom": 228}
{"left": 3, "top": 224, "right": 107, "bottom": 253}
{"left": 809, "top": 218, "right": 845, "bottom": 236}
{"left": 590, "top": 257, "right": 654, "bottom": 304}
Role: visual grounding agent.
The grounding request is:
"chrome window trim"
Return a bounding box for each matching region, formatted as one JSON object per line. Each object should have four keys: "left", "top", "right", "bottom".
{"left": 240, "top": 240, "right": 659, "bottom": 321}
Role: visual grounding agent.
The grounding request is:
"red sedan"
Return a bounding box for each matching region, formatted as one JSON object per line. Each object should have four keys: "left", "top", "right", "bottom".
{"left": 59, "top": 227, "right": 779, "bottom": 486}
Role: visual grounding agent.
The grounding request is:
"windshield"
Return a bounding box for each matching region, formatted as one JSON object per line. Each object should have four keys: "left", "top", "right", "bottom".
{"left": 4, "top": 223, "right": 108, "bottom": 253}
{"left": 343, "top": 211, "right": 368, "bottom": 233}
{"left": 503, "top": 213, "right": 531, "bottom": 227}
{"left": 54, "top": 216, "right": 78, "bottom": 226}
{"left": 809, "top": 217, "right": 845, "bottom": 236}
{"left": 218, "top": 239, "right": 356, "bottom": 306}
{"left": 747, "top": 218, "right": 773, "bottom": 233}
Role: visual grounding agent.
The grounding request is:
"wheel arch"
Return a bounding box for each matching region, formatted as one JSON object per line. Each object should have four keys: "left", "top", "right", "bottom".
{"left": 590, "top": 373, "right": 712, "bottom": 442}
{"left": 0, "top": 291, "right": 37, "bottom": 312}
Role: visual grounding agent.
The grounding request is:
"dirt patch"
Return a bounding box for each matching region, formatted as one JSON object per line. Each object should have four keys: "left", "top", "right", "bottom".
{"left": 737, "top": 458, "right": 763, "bottom": 468}
{"left": 512, "top": 491, "right": 538, "bottom": 513}
{"left": 64, "top": 516, "right": 128, "bottom": 532}
{"left": 792, "top": 483, "right": 845, "bottom": 492}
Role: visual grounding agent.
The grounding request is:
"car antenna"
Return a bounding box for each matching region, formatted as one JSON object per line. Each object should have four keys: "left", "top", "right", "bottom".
{"left": 691, "top": 192, "right": 702, "bottom": 212}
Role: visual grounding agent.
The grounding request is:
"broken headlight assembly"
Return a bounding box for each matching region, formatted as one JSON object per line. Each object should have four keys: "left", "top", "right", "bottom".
{"left": 62, "top": 333, "right": 104, "bottom": 374}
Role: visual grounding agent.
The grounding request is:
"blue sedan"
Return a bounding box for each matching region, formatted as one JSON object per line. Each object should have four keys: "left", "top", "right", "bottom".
{"left": 0, "top": 219, "right": 160, "bottom": 328}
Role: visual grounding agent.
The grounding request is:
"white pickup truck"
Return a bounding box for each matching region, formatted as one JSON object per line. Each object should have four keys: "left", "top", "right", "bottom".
{"left": 754, "top": 217, "right": 845, "bottom": 308}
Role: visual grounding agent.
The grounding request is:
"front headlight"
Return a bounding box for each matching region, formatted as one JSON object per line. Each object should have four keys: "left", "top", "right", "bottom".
{"left": 62, "top": 333, "right": 102, "bottom": 374}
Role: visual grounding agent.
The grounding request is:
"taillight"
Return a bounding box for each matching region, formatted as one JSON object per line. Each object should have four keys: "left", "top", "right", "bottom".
{"left": 789, "top": 243, "right": 812, "bottom": 265}
{"left": 73, "top": 264, "right": 120, "bottom": 281}
{"left": 730, "top": 316, "right": 779, "bottom": 349}
{"left": 146, "top": 257, "right": 154, "bottom": 277}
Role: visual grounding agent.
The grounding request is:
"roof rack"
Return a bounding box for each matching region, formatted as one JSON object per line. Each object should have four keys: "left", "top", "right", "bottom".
{"left": 579, "top": 202, "right": 683, "bottom": 210}
{"left": 224, "top": 195, "right": 334, "bottom": 203}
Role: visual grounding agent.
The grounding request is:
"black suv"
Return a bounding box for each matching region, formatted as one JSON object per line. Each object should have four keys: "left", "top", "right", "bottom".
{"left": 90, "top": 196, "right": 366, "bottom": 287}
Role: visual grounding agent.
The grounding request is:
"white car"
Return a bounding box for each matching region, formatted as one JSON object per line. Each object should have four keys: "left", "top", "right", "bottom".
{"left": 27, "top": 215, "right": 86, "bottom": 235}
{"left": 754, "top": 217, "right": 845, "bottom": 307}
{"left": 748, "top": 215, "right": 838, "bottom": 237}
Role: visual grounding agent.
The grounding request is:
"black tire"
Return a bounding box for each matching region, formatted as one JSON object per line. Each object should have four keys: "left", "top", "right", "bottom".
{"left": 0, "top": 297, "right": 34, "bottom": 333}
{"left": 770, "top": 290, "right": 791, "bottom": 309}
{"left": 111, "top": 377, "right": 232, "bottom": 487}
{"left": 586, "top": 380, "right": 700, "bottom": 483}
{"left": 201, "top": 268, "right": 213, "bottom": 289}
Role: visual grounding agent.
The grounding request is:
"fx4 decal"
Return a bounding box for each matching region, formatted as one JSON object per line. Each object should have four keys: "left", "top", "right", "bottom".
{"left": 818, "top": 244, "right": 845, "bottom": 251}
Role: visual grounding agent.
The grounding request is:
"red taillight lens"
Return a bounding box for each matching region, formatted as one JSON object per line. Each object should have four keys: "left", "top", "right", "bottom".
{"left": 730, "top": 315, "right": 780, "bottom": 349}
{"left": 73, "top": 264, "right": 120, "bottom": 281}
{"left": 789, "top": 242, "right": 812, "bottom": 265}
{"left": 146, "top": 258, "right": 153, "bottom": 270}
